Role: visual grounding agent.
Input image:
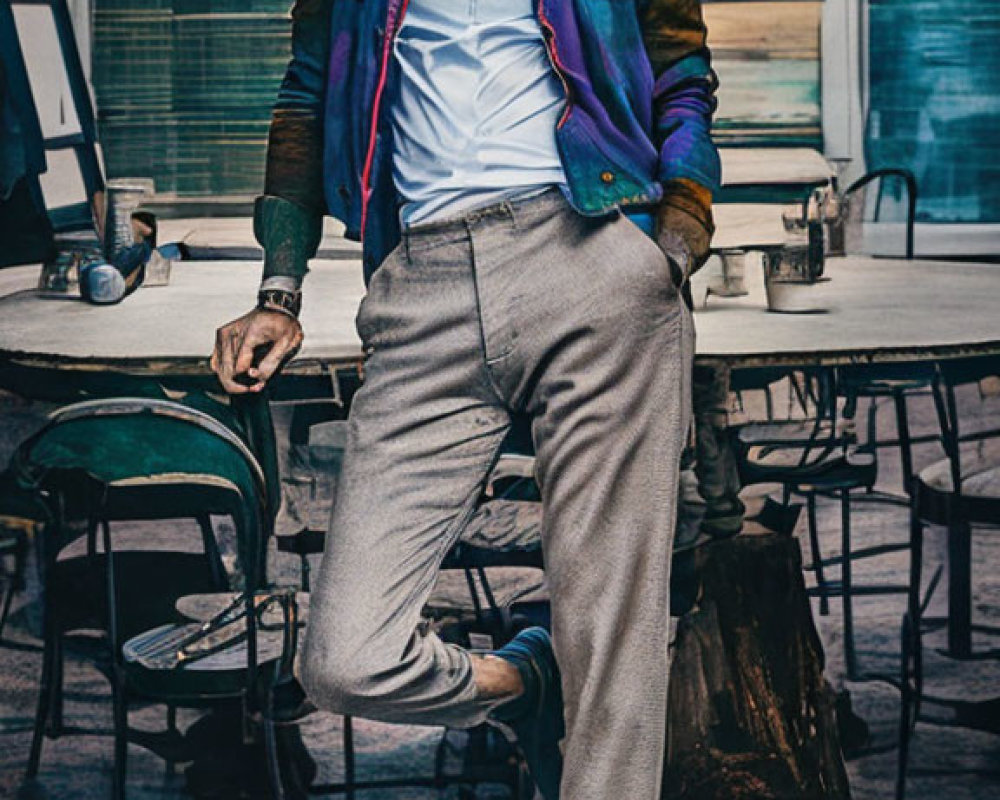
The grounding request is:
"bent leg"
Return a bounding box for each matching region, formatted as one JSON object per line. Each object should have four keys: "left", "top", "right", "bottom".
{"left": 300, "top": 244, "right": 513, "bottom": 728}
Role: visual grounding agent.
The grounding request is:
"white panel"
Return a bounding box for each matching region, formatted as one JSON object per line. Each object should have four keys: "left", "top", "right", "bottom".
{"left": 861, "top": 223, "right": 1000, "bottom": 259}
{"left": 38, "top": 148, "right": 88, "bottom": 209}
{"left": 12, "top": 4, "right": 82, "bottom": 138}
{"left": 821, "top": 0, "right": 867, "bottom": 184}
{"left": 821, "top": 0, "right": 851, "bottom": 159}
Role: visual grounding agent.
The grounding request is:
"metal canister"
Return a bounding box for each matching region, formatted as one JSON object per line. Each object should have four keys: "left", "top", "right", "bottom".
{"left": 102, "top": 178, "right": 154, "bottom": 261}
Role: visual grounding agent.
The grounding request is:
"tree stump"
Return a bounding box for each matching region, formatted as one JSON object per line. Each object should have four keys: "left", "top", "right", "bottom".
{"left": 664, "top": 532, "right": 851, "bottom": 799}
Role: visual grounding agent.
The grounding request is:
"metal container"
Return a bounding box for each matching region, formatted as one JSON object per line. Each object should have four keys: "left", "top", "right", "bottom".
{"left": 102, "top": 178, "right": 154, "bottom": 261}
{"left": 143, "top": 248, "right": 173, "bottom": 287}
{"left": 763, "top": 245, "right": 827, "bottom": 314}
{"left": 715, "top": 249, "right": 749, "bottom": 296}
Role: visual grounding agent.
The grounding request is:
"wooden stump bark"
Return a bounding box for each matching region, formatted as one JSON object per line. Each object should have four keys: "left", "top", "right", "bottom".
{"left": 664, "top": 532, "right": 851, "bottom": 799}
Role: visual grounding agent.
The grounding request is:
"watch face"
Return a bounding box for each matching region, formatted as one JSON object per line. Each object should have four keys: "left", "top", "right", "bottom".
{"left": 259, "top": 288, "right": 302, "bottom": 316}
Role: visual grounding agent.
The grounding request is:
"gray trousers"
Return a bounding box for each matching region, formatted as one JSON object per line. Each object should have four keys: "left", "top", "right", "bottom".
{"left": 300, "top": 188, "right": 694, "bottom": 800}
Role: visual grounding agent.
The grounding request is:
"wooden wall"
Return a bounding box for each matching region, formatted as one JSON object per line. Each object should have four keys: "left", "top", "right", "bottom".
{"left": 705, "top": 0, "right": 823, "bottom": 148}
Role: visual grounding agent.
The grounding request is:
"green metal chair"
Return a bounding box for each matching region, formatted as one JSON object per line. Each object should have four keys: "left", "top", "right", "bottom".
{"left": 12, "top": 392, "right": 283, "bottom": 799}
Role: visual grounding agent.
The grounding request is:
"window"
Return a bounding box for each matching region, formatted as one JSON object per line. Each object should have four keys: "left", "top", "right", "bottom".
{"left": 823, "top": 0, "right": 1000, "bottom": 256}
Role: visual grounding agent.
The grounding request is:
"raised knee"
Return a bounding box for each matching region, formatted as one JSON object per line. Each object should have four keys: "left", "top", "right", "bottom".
{"left": 299, "top": 639, "right": 374, "bottom": 717}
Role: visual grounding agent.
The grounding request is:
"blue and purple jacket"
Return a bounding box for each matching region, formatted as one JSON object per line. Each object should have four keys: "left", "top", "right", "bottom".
{"left": 260, "top": 0, "right": 720, "bottom": 284}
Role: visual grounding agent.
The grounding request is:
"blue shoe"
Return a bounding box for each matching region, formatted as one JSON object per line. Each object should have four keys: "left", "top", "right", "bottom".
{"left": 490, "top": 627, "right": 564, "bottom": 800}
{"left": 79, "top": 262, "right": 126, "bottom": 305}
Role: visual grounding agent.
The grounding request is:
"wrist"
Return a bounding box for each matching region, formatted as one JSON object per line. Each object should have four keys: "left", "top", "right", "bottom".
{"left": 257, "top": 287, "right": 302, "bottom": 320}
{"left": 260, "top": 275, "right": 303, "bottom": 293}
{"left": 656, "top": 227, "right": 692, "bottom": 285}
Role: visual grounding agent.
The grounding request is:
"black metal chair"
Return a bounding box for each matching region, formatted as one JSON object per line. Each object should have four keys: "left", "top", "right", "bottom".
{"left": 897, "top": 355, "right": 1000, "bottom": 799}
{"left": 12, "top": 392, "right": 282, "bottom": 799}
{"left": 731, "top": 366, "right": 912, "bottom": 680}
{"left": 0, "top": 469, "right": 46, "bottom": 644}
{"left": 835, "top": 168, "right": 935, "bottom": 501}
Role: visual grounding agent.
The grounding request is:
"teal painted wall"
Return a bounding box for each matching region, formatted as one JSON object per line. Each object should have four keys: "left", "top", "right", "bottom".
{"left": 868, "top": 0, "right": 1000, "bottom": 224}
{"left": 93, "top": 0, "right": 290, "bottom": 197}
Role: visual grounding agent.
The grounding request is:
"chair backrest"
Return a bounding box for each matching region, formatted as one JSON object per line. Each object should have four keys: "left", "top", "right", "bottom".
{"left": 842, "top": 168, "right": 918, "bottom": 259}
{"left": 12, "top": 393, "right": 279, "bottom": 692}
{"left": 12, "top": 393, "right": 274, "bottom": 588}
{"left": 932, "top": 355, "right": 1000, "bottom": 493}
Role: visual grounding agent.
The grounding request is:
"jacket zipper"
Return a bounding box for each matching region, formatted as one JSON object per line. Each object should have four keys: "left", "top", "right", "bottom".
{"left": 535, "top": 0, "right": 572, "bottom": 128}
{"left": 360, "top": 0, "right": 411, "bottom": 239}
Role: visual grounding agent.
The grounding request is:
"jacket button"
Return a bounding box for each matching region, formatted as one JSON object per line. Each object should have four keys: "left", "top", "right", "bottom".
{"left": 600, "top": 170, "right": 615, "bottom": 184}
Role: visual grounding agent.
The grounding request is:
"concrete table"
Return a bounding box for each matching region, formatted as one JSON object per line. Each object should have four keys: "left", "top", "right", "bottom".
{"left": 717, "top": 147, "right": 834, "bottom": 204}
{"left": 2, "top": 255, "right": 999, "bottom": 657}
{"left": 694, "top": 256, "right": 1000, "bottom": 368}
{"left": 3, "top": 256, "right": 998, "bottom": 376}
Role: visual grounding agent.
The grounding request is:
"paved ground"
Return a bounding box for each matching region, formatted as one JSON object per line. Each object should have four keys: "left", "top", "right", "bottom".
{"left": 1, "top": 368, "right": 998, "bottom": 798}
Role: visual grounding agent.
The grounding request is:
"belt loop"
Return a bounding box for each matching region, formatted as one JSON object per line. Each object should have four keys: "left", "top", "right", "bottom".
{"left": 403, "top": 229, "right": 412, "bottom": 264}
{"left": 503, "top": 198, "right": 518, "bottom": 231}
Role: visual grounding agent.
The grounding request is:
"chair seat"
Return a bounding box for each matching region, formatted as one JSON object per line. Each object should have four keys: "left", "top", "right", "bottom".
{"left": 177, "top": 591, "right": 311, "bottom": 625}
{"left": 122, "top": 621, "right": 284, "bottom": 700}
{"left": 915, "top": 441, "right": 1000, "bottom": 524}
{"left": 745, "top": 440, "right": 875, "bottom": 488}
{"left": 51, "top": 550, "right": 222, "bottom": 641}
{"left": 847, "top": 377, "right": 934, "bottom": 395}
{"left": 738, "top": 420, "right": 840, "bottom": 447}
{"left": 425, "top": 567, "right": 547, "bottom": 619}
{"left": 794, "top": 450, "right": 878, "bottom": 492}
{"left": 459, "top": 499, "right": 542, "bottom": 551}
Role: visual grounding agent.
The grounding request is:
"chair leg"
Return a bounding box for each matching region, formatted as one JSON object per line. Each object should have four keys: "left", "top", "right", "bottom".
{"left": 25, "top": 629, "right": 56, "bottom": 779}
{"left": 907, "top": 500, "right": 924, "bottom": 632}
{"left": 0, "top": 575, "right": 15, "bottom": 643}
{"left": 48, "top": 632, "right": 65, "bottom": 736}
{"left": 300, "top": 553, "right": 311, "bottom": 594}
{"left": 111, "top": 672, "right": 129, "bottom": 800}
{"left": 805, "top": 493, "right": 830, "bottom": 616}
{"left": 892, "top": 390, "right": 914, "bottom": 496}
{"left": 264, "top": 715, "right": 287, "bottom": 800}
{"left": 343, "top": 715, "right": 356, "bottom": 800}
{"left": 196, "top": 515, "right": 227, "bottom": 590}
{"left": 896, "top": 614, "right": 915, "bottom": 800}
{"left": 947, "top": 518, "right": 973, "bottom": 659}
{"left": 841, "top": 490, "right": 858, "bottom": 680}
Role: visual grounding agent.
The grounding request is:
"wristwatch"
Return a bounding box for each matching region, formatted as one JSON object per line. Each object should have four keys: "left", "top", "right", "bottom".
{"left": 257, "top": 287, "right": 302, "bottom": 319}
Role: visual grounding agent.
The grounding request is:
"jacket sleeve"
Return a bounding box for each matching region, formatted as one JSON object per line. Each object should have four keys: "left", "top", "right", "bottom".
{"left": 638, "top": 0, "right": 721, "bottom": 266}
{"left": 256, "top": 0, "right": 332, "bottom": 285}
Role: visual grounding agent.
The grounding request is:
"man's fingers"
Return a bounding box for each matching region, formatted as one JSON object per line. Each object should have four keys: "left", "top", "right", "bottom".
{"left": 233, "top": 326, "right": 263, "bottom": 376}
{"left": 253, "top": 332, "right": 302, "bottom": 384}
{"left": 213, "top": 327, "right": 235, "bottom": 379}
{"left": 211, "top": 311, "right": 301, "bottom": 394}
{"left": 213, "top": 324, "right": 254, "bottom": 393}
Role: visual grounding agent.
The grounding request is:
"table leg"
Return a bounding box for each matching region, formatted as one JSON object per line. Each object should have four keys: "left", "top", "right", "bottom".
{"left": 692, "top": 363, "right": 745, "bottom": 536}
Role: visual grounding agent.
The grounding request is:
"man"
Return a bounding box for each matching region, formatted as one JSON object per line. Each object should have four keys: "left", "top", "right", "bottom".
{"left": 211, "top": 1, "right": 719, "bottom": 797}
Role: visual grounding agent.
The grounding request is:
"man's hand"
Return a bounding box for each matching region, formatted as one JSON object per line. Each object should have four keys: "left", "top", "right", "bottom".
{"left": 211, "top": 309, "right": 303, "bottom": 394}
